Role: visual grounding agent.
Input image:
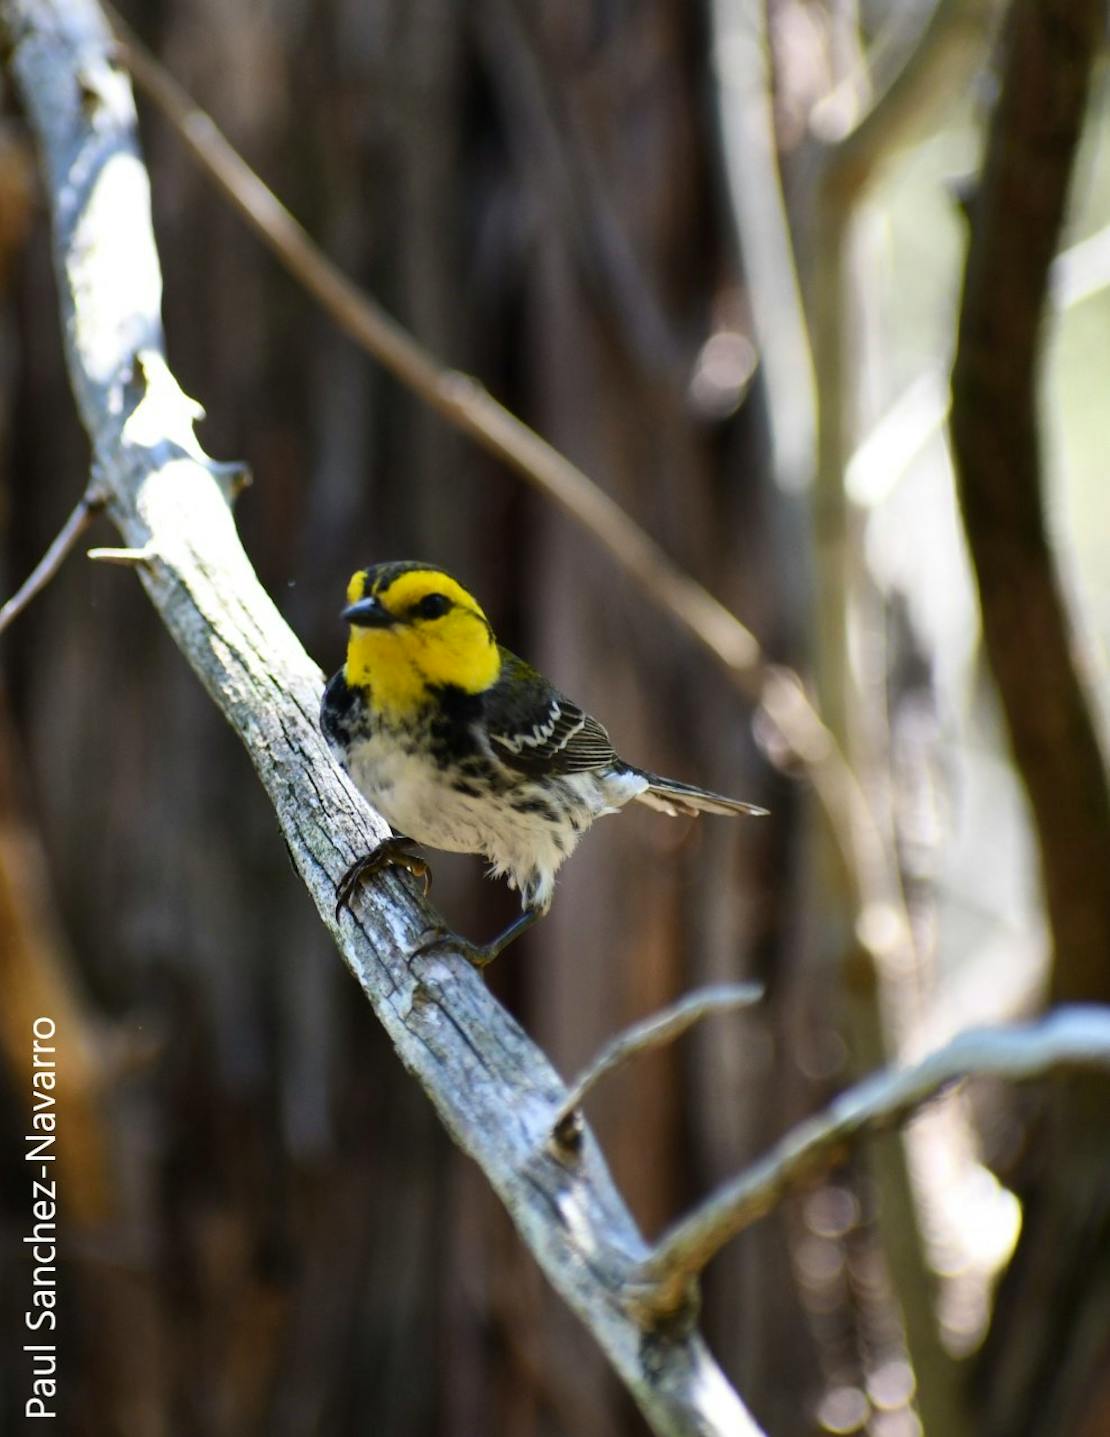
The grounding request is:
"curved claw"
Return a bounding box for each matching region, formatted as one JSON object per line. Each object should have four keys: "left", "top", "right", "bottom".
{"left": 335, "top": 835, "right": 431, "bottom": 921}
{"left": 409, "top": 909, "right": 542, "bottom": 970}
{"left": 410, "top": 926, "right": 494, "bottom": 970}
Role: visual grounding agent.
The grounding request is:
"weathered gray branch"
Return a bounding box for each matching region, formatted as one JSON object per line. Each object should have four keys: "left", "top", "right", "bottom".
{"left": 632, "top": 1006, "right": 1110, "bottom": 1321}
{"left": 1, "top": 3, "right": 764, "bottom": 1433}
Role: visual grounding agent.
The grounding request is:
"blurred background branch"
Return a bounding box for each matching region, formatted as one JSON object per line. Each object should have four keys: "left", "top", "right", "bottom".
{"left": 0, "top": 490, "right": 104, "bottom": 635}
{"left": 770, "top": 5, "right": 995, "bottom": 1426}
{"left": 635, "top": 1006, "right": 1110, "bottom": 1321}
{"left": 949, "top": 3, "right": 1110, "bottom": 1434}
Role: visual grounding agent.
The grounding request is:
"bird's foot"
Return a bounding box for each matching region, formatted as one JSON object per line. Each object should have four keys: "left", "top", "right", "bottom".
{"left": 335, "top": 835, "right": 431, "bottom": 921}
{"left": 410, "top": 908, "right": 541, "bottom": 970}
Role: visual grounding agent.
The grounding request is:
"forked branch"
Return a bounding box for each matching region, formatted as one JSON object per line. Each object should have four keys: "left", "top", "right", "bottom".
{"left": 551, "top": 984, "right": 763, "bottom": 1148}
{"left": 629, "top": 1006, "right": 1110, "bottom": 1322}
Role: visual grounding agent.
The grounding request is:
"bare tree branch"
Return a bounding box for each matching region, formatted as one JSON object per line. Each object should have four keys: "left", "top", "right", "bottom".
{"left": 786, "top": 11, "right": 997, "bottom": 1430}
{"left": 708, "top": 7, "right": 956, "bottom": 1399}
{"left": 816, "top": 0, "right": 998, "bottom": 199}
{"left": 0, "top": 489, "right": 104, "bottom": 634}
{"left": 551, "top": 984, "right": 763, "bottom": 1148}
{"left": 0, "top": 3, "right": 767, "bottom": 1432}
{"left": 708, "top": 0, "right": 816, "bottom": 492}
{"left": 630, "top": 1006, "right": 1110, "bottom": 1323}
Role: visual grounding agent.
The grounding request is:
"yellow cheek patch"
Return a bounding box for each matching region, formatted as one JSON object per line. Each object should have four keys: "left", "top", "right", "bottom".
{"left": 344, "top": 567, "right": 501, "bottom": 717}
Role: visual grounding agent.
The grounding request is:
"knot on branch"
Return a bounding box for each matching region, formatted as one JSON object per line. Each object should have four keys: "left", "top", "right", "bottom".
{"left": 623, "top": 1274, "right": 702, "bottom": 1340}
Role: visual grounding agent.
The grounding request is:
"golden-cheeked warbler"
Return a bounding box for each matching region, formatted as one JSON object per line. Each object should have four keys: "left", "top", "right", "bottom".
{"left": 321, "top": 561, "right": 766, "bottom": 964}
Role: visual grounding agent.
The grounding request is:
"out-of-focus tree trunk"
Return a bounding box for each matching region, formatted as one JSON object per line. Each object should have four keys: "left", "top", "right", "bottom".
{"left": 949, "top": 4, "right": 1110, "bottom": 1436}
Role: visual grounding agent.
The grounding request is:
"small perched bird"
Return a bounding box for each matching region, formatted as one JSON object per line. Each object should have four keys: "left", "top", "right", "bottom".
{"left": 321, "top": 561, "right": 766, "bottom": 964}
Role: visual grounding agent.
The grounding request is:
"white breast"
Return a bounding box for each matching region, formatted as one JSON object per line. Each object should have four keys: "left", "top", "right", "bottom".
{"left": 342, "top": 731, "right": 648, "bottom": 912}
{"left": 346, "top": 735, "right": 486, "bottom": 854}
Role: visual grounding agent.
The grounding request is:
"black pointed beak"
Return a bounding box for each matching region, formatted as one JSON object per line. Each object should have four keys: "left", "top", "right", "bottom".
{"left": 342, "top": 596, "right": 396, "bottom": 628}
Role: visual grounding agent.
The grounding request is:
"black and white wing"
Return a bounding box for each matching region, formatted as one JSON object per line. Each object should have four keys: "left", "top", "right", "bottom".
{"left": 482, "top": 649, "right": 619, "bottom": 776}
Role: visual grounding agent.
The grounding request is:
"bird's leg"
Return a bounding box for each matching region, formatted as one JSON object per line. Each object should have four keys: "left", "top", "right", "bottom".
{"left": 335, "top": 834, "right": 431, "bottom": 921}
{"left": 412, "top": 908, "right": 541, "bottom": 969}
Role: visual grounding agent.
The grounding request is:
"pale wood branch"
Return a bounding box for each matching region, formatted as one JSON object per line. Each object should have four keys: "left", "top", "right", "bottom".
{"left": 816, "top": 0, "right": 998, "bottom": 199}
{"left": 795, "top": 11, "right": 996, "bottom": 1431}
{"left": 708, "top": 0, "right": 816, "bottom": 492}
{"left": 1, "top": 2, "right": 766, "bottom": 1432}
{"left": 631, "top": 1006, "right": 1110, "bottom": 1323}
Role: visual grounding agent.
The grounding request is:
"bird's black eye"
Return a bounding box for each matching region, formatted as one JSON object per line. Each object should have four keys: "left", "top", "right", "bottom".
{"left": 413, "top": 592, "right": 452, "bottom": 620}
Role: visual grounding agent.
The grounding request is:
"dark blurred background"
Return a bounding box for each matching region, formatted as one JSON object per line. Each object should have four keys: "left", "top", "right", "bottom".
{"left": 1, "top": 2, "right": 1109, "bottom": 1434}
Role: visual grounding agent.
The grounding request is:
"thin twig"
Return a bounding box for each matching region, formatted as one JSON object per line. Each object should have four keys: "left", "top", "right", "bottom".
{"left": 551, "top": 984, "right": 763, "bottom": 1148}
{"left": 475, "top": 0, "right": 685, "bottom": 384}
{"left": 629, "top": 1006, "right": 1110, "bottom": 1322}
{"left": 0, "top": 491, "right": 104, "bottom": 635}
{"left": 87, "top": 543, "right": 157, "bottom": 567}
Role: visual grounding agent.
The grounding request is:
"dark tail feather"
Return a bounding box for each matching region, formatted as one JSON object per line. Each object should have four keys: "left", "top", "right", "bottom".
{"left": 633, "top": 770, "right": 768, "bottom": 819}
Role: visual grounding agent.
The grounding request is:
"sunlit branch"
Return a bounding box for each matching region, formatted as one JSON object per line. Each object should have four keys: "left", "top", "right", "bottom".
{"left": 817, "top": 0, "right": 997, "bottom": 197}
{"left": 708, "top": 0, "right": 816, "bottom": 491}
{"left": 629, "top": 1006, "right": 1110, "bottom": 1323}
